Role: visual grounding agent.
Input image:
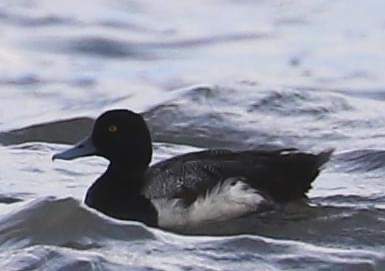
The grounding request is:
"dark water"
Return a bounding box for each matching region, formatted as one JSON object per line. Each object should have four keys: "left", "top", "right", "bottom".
{"left": 1, "top": 0, "right": 385, "bottom": 270}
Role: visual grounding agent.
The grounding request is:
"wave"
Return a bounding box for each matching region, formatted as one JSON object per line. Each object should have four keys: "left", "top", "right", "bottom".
{"left": 0, "top": 245, "right": 145, "bottom": 271}
{"left": 0, "top": 10, "right": 80, "bottom": 27}
{"left": 0, "top": 197, "right": 384, "bottom": 270}
{"left": 29, "top": 31, "right": 266, "bottom": 60}
{"left": 0, "top": 118, "right": 93, "bottom": 146}
{"left": 247, "top": 87, "right": 353, "bottom": 117}
{"left": 0, "top": 197, "right": 157, "bottom": 250}
{"left": 215, "top": 235, "right": 385, "bottom": 271}
{"left": 336, "top": 149, "right": 385, "bottom": 172}
{"left": 2, "top": 196, "right": 384, "bottom": 243}
{"left": 0, "top": 85, "right": 359, "bottom": 151}
{"left": 175, "top": 203, "right": 385, "bottom": 247}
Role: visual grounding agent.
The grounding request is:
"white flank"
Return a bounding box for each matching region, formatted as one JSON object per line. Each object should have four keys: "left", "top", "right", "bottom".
{"left": 151, "top": 177, "right": 265, "bottom": 230}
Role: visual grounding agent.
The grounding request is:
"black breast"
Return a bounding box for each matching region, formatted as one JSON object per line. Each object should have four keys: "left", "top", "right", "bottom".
{"left": 85, "top": 168, "right": 158, "bottom": 226}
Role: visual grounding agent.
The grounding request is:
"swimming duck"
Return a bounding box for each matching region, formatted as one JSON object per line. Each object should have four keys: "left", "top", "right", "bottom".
{"left": 53, "top": 109, "right": 333, "bottom": 230}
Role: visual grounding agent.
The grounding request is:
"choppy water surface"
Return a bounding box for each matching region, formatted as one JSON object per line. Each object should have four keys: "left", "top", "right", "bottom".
{"left": 1, "top": 0, "right": 385, "bottom": 270}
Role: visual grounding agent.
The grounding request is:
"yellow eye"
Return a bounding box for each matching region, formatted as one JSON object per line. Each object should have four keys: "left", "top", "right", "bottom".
{"left": 108, "top": 125, "right": 118, "bottom": 133}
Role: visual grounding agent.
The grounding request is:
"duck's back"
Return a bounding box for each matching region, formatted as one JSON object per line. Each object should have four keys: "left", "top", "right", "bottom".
{"left": 143, "top": 148, "right": 333, "bottom": 204}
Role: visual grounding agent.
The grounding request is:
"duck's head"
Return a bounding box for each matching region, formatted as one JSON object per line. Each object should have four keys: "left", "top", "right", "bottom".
{"left": 53, "top": 109, "right": 153, "bottom": 168}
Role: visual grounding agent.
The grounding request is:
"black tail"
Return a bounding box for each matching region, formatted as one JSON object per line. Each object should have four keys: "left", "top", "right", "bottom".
{"left": 261, "top": 148, "right": 334, "bottom": 203}
{"left": 289, "top": 148, "right": 334, "bottom": 202}
{"left": 315, "top": 148, "right": 334, "bottom": 169}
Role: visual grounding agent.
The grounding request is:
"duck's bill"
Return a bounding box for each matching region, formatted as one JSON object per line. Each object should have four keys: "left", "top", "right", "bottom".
{"left": 52, "top": 136, "right": 97, "bottom": 161}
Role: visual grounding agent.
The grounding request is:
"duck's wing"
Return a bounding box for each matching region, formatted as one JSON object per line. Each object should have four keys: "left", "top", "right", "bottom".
{"left": 143, "top": 148, "right": 333, "bottom": 204}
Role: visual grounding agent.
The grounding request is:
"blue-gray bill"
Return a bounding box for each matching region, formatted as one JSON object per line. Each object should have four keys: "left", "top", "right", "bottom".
{"left": 52, "top": 136, "right": 96, "bottom": 161}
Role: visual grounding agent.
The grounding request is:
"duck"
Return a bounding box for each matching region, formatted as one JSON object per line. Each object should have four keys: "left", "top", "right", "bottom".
{"left": 53, "top": 109, "right": 333, "bottom": 231}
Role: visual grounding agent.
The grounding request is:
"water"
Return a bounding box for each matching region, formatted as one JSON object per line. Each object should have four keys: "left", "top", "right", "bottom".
{"left": 0, "top": 0, "right": 385, "bottom": 270}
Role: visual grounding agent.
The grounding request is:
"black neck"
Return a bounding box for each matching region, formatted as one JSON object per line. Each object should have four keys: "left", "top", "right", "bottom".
{"left": 105, "top": 162, "right": 146, "bottom": 188}
{"left": 84, "top": 162, "right": 157, "bottom": 226}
